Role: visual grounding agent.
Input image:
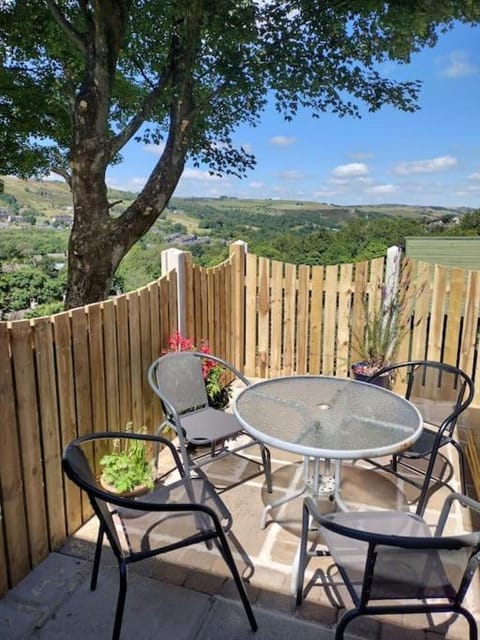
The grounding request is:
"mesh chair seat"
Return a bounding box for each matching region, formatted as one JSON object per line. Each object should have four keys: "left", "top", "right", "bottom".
{"left": 296, "top": 493, "right": 480, "bottom": 640}
{"left": 112, "top": 475, "right": 232, "bottom": 554}
{"left": 179, "top": 406, "right": 242, "bottom": 446}
{"left": 320, "top": 510, "right": 471, "bottom": 602}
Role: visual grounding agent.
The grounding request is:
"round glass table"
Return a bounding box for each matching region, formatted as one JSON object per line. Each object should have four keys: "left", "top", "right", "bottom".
{"left": 234, "top": 375, "right": 423, "bottom": 526}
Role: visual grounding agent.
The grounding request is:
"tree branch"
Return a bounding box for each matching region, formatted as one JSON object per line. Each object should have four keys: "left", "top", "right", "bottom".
{"left": 46, "top": 1, "right": 87, "bottom": 55}
{"left": 50, "top": 164, "right": 72, "bottom": 187}
{"left": 109, "top": 48, "right": 175, "bottom": 158}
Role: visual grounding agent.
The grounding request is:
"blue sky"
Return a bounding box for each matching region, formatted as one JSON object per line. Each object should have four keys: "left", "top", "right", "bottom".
{"left": 107, "top": 21, "right": 480, "bottom": 209}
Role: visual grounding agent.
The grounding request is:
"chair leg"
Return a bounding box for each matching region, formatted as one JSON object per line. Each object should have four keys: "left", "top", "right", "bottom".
{"left": 261, "top": 445, "right": 273, "bottom": 493}
{"left": 295, "top": 502, "right": 310, "bottom": 606}
{"left": 91, "top": 522, "right": 105, "bottom": 591}
{"left": 112, "top": 561, "right": 128, "bottom": 640}
{"left": 451, "top": 440, "right": 467, "bottom": 495}
{"left": 459, "top": 605, "right": 478, "bottom": 640}
{"left": 335, "top": 609, "right": 361, "bottom": 640}
{"left": 216, "top": 529, "right": 257, "bottom": 631}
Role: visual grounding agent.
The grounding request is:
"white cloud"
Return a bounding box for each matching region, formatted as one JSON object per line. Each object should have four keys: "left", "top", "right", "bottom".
{"left": 107, "top": 176, "right": 146, "bottom": 191}
{"left": 367, "top": 184, "right": 398, "bottom": 195}
{"left": 269, "top": 136, "right": 297, "bottom": 147}
{"left": 143, "top": 143, "right": 166, "bottom": 155}
{"left": 393, "top": 155, "right": 458, "bottom": 176}
{"left": 438, "top": 51, "right": 479, "bottom": 78}
{"left": 249, "top": 181, "right": 264, "bottom": 189}
{"left": 278, "top": 170, "right": 304, "bottom": 181}
{"left": 182, "top": 168, "right": 222, "bottom": 181}
{"left": 332, "top": 162, "right": 369, "bottom": 178}
{"left": 468, "top": 171, "right": 480, "bottom": 181}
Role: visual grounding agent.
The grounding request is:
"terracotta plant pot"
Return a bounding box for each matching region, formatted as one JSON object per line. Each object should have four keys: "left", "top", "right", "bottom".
{"left": 99, "top": 475, "right": 151, "bottom": 498}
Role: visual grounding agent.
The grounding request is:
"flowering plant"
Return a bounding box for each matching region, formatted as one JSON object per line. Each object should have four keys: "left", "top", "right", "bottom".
{"left": 166, "top": 332, "right": 232, "bottom": 408}
{"left": 352, "top": 259, "right": 423, "bottom": 377}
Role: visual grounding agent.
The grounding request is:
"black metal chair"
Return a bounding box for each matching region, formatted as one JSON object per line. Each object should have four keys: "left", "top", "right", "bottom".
{"left": 366, "top": 360, "right": 474, "bottom": 515}
{"left": 295, "top": 493, "right": 480, "bottom": 640}
{"left": 148, "top": 351, "right": 272, "bottom": 493}
{"left": 62, "top": 432, "right": 257, "bottom": 640}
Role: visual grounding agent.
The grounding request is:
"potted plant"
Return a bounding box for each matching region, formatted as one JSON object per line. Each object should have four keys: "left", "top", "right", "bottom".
{"left": 351, "top": 258, "right": 423, "bottom": 386}
{"left": 99, "top": 424, "right": 155, "bottom": 496}
{"left": 165, "top": 332, "right": 232, "bottom": 409}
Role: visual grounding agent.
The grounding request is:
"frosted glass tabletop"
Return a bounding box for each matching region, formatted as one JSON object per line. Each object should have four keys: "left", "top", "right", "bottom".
{"left": 234, "top": 375, "right": 423, "bottom": 460}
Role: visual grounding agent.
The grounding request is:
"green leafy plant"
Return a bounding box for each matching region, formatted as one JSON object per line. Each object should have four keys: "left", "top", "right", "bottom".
{"left": 99, "top": 425, "right": 154, "bottom": 493}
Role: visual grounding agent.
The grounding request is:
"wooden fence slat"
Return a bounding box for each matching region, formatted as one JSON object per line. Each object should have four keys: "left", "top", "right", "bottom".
{"left": 296, "top": 265, "right": 310, "bottom": 374}
{"left": 0, "top": 323, "right": 30, "bottom": 589}
{"left": 245, "top": 253, "right": 257, "bottom": 377}
{"left": 282, "top": 263, "right": 296, "bottom": 376}
{"left": 32, "top": 317, "right": 66, "bottom": 549}
{"left": 87, "top": 304, "right": 107, "bottom": 431}
{"left": 183, "top": 252, "right": 195, "bottom": 341}
{"left": 443, "top": 268, "right": 465, "bottom": 367}
{"left": 350, "top": 260, "right": 368, "bottom": 362}
{"left": 270, "top": 260, "right": 283, "bottom": 376}
{"left": 308, "top": 265, "right": 324, "bottom": 374}
{"left": 257, "top": 257, "right": 269, "bottom": 377}
{"left": 114, "top": 295, "right": 131, "bottom": 431}
{"left": 10, "top": 321, "right": 49, "bottom": 566}
{"left": 102, "top": 300, "right": 120, "bottom": 431}
{"left": 336, "top": 263, "right": 353, "bottom": 377}
{"left": 322, "top": 265, "right": 338, "bottom": 375}
{"left": 460, "top": 270, "right": 480, "bottom": 407}
{"left": 148, "top": 281, "right": 162, "bottom": 429}
{"left": 410, "top": 260, "right": 431, "bottom": 361}
{"left": 127, "top": 292, "right": 143, "bottom": 428}
{"left": 139, "top": 286, "right": 153, "bottom": 431}
{"left": 428, "top": 265, "right": 448, "bottom": 361}
{"left": 70, "top": 307, "right": 94, "bottom": 519}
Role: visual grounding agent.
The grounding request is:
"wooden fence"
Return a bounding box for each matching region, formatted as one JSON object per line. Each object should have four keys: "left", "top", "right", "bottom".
{"left": 0, "top": 243, "right": 479, "bottom": 597}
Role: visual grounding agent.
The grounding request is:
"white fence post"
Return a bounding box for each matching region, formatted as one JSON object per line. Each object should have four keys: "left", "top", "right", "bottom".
{"left": 161, "top": 247, "right": 188, "bottom": 336}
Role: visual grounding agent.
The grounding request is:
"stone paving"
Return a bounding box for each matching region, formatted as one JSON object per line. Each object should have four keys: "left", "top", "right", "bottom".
{"left": 59, "top": 436, "right": 479, "bottom": 640}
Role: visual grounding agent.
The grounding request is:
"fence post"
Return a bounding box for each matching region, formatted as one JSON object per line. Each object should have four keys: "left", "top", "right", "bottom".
{"left": 161, "top": 247, "right": 190, "bottom": 336}
{"left": 229, "top": 240, "right": 248, "bottom": 372}
{"left": 383, "top": 245, "right": 402, "bottom": 360}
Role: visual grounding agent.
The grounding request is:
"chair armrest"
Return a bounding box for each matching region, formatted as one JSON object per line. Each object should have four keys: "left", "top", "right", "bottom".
{"left": 191, "top": 351, "right": 250, "bottom": 386}
{"left": 436, "top": 492, "right": 480, "bottom": 535}
{"left": 303, "top": 497, "right": 479, "bottom": 551}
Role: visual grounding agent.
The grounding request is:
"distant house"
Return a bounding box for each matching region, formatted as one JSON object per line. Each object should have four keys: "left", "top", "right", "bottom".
{"left": 52, "top": 214, "right": 73, "bottom": 227}
{"left": 405, "top": 236, "right": 480, "bottom": 270}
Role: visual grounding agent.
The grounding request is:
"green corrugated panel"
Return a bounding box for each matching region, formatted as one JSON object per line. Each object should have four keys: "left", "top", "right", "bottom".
{"left": 405, "top": 237, "right": 480, "bottom": 270}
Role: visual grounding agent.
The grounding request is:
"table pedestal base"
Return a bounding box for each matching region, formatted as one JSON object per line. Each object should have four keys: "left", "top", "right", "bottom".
{"left": 260, "top": 456, "right": 344, "bottom": 529}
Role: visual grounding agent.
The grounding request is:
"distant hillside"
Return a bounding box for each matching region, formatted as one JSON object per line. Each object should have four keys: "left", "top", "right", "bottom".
{"left": 0, "top": 175, "right": 471, "bottom": 228}
{"left": 0, "top": 176, "right": 137, "bottom": 220}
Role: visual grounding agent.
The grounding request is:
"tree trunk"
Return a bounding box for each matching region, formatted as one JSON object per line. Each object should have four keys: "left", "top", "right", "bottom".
{"left": 65, "top": 176, "right": 123, "bottom": 308}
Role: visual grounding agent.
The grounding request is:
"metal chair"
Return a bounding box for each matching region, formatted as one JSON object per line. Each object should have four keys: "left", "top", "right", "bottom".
{"left": 62, "top": 431, "right": 258, "bottom": 640}
{"left": 295, "top": 493, "right": 480, "bottom": 640}
{"left": 148, "top": 351, "right": 272, "bottom": 493}
{"left": 366, "top": 360, "right": 474, "bottom": 515}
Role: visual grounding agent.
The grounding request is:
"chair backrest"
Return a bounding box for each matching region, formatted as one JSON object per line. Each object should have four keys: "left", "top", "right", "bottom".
{"left": 317, "top": 507, "right": 480, "bottom": 605}
{"left": 370, "top": 361, "right": 474, "bottom": 437}
{"left": 62, "top": 437, "right": 128, "bottom": 559}
{"left": 149, "top": 352, "right": 209, "bottom": 415}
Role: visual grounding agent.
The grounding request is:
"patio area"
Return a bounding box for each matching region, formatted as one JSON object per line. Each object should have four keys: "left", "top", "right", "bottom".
{"left": 1, "top": 425, "right": 478, "bottom": 640}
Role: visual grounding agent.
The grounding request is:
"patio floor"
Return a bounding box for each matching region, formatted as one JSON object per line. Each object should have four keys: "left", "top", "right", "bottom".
{"left": 3, "top": 434, "right": 475, "bottom": 640}
{"left": 1, "top": 394, "right": 479, "bottom": 639}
